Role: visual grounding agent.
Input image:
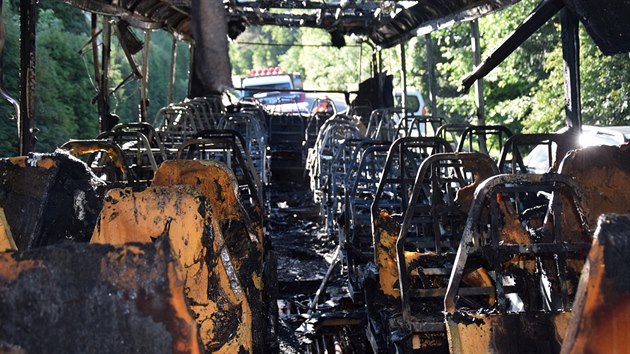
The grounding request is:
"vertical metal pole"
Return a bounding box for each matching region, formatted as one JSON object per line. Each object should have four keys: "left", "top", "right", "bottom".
{"left": 19, "top": 0, "right": 37, "bottom": 155}
{"left": 561, "top": 8, "right": 581, "bottom": 135}
{"left": 470, "top": 20, "right": 485, "bottom": 126}
{"left": 376, "top": 50, "right": 384, "bottom": 108}
{"left": 187, "top": 43, "right": 195, "bottom": 98}
{"left": 139, "top": 30, "right": 151, "bottom": 122}
{"left": 400, "top": 41, "right": 408, "bottom": 122}
{"left": 425, "top": 33, "right": 437, "bottom": 115}
{"left": 98, "top": 17, "right": 114, "bottom": 132}
{"left": 168, "top": 35, "right": 177, "bottom": 104}
{"left": 371, "top": 50, "right": 377, "bottom": 78}
{"left": 91, "top": 14, "right": 100, "bottom": 92}
{"left": 358, "top": 42, "right": 363, "bottom": 84}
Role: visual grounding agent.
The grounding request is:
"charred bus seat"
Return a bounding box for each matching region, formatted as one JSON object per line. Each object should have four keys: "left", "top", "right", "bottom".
{"left": 444, "top": 174, "right": 591, "bottom": 354}
{"left": 307, "top": 114, "right": 361, "bottom": 202}
{"left": 556, "top": 144, "right": 630, "bottom": 234}
{"left": 153, "top": 159, "right": 276, "bottom": 349}
{"left": 367, "top": 152, "right": 498, "bottom": 352}
{"left": 111, "top": 122, "right": 170, "bottom": 162}
{"left": 0, "top": 152, "right": 104, "bottom": 250}
{"left": 306, "top": 115, "right": 361, "bottom": 237}
{"left": 218, "top": 111, "right": 270, "bottom": 186}
{"left": 156, "top": 96, "right": 224, "bottom": 150}
{"left": 320, "top": 137, "right": 364, "bottom": 238}
{"left": 443, "top": 144, "right": 630, "bottom": 354}
{"left": 305, "top": 97, "right": 338, "bottom": 149}
{"left": 456, "top": 125, "right": 513, "bottom": 160}
{"left": 268, "top": 111, "right": 307, "bottom": 184}
{"left": 396, "top": 115, "right": 445, "bottom": 139}
{"left": 436, "top": 123, "right": 471, "bottom": 150}
{"left": 0, "top": 239, "right": 203, "bottom": 354}
{"left": 59, "top": 140, "right": 138, "bottom": 187}
{"left": 561, "top": 213, "right": 630, "bottom": 354}
{"left": 176, "top": 136, "right": 264, "bottom": 224}
{"left": 96, "top": 130, "right": 162, "bottom": 183}
{"left": 497, "top": 133, "right": 574, "bottom": 174}
{"left": 342, "top": 141, "right": 391, "bottom": 300}
{"left": 370, "top": 137, "right": 455, "bottom": 294}
{"left": 364, "top": 109, "right": 398, "bottom": 141}
{"left": 91, "top": 184, "right": 258, "bottom": 353}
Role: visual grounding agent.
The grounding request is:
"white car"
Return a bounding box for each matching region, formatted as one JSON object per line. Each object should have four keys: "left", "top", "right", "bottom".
{"left": 524, "top": 125, "right": 630, "bottom": 173}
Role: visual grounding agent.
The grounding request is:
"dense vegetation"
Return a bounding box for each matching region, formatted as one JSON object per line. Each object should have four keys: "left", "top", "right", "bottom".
{"left": 0, "top": 1, "right": 190, "bottom": 155}
{"left": 0, "top": 0, "right": 628, "bottom": 156}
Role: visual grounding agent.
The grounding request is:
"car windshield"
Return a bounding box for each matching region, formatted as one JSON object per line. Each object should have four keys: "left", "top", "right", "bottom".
{"left": 243, "top": 82, "right": 293, "bottom": 98}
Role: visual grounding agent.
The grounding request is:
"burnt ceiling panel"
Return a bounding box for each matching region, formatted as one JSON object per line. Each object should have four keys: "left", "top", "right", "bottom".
{"left": 369, "top": 0, "right": 520, "bottom": 47}
{"left": 564, "top": 0, "right": 630, "bottom": 55}
{"left": 63, "top": 0, "right": 520, "bottom": 47}
{"left": 61, "top": 0, "right": 630, "bottom": 53}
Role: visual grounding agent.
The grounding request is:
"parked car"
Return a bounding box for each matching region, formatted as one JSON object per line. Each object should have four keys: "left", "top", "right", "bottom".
{"left": 393, "top": 88, "right": 426, "bottom": 116}
{"left": 524, "top": 125, "right": 630, "bottom": 173}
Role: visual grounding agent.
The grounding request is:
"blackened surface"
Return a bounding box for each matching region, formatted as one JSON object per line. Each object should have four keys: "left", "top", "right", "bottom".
{"left": 268, "top": 184, "right": 341, "bottom": 352}
{"left": 596, "top": 213, "right": 630, "bottom": 292}
{"left": 0, "top": 153, "right": 103, "bottom": 249}
{"left": 200, "top": 220, "right": 248, "bottom": 352}
{"left": 352, "top": 74, "right": 394, "bottom": 114}
{"left": 450, "top": 312, "right": 485, "bottom": 326}
{"left": 220, "top": 218, "right": 267, "bottom": 351}
{"left": 565, "top": 0, "right": 630, "bottom": 55}
{"left": 370, "top": 0, "right": 519, "bottom": 47}
{"left": 490, "top": 314, "right": 561, "bottom": 354}
{"left": 210, "top": 301, "right": 242, "bottom": 347}
{"left": 0, "top": 241, "right": 197, "bottom": 354}
{"left": 190, "top": 0, "right": 232, "bottom": 95}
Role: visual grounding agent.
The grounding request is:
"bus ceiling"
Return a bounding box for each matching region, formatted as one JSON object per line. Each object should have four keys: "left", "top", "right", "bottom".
{"left": 56, "top": 0, "right": 630, "bottom": 49}
{"left": 58, "top": 0, "right": 518, "bottom": 49}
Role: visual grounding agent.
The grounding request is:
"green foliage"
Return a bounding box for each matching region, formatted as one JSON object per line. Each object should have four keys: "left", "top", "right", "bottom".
{"left": 432, "top": 0, "right": 629, "bottom": 132}
{"left": 35, "top": 8, "right": 98, "bottom": 151}
{"left": 0, "top": 2, "right": 191, "bottom": 156}
{"left": 0, "top": 5, "right": 21, "bottom": 155}
{"left": 579, "top": 30, "right": 630, "bottom": 126}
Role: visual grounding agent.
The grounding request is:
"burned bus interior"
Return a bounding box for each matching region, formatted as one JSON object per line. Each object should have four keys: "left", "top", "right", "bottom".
{"left": 0, "top": 0, "right": 629, "bottom": 353}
